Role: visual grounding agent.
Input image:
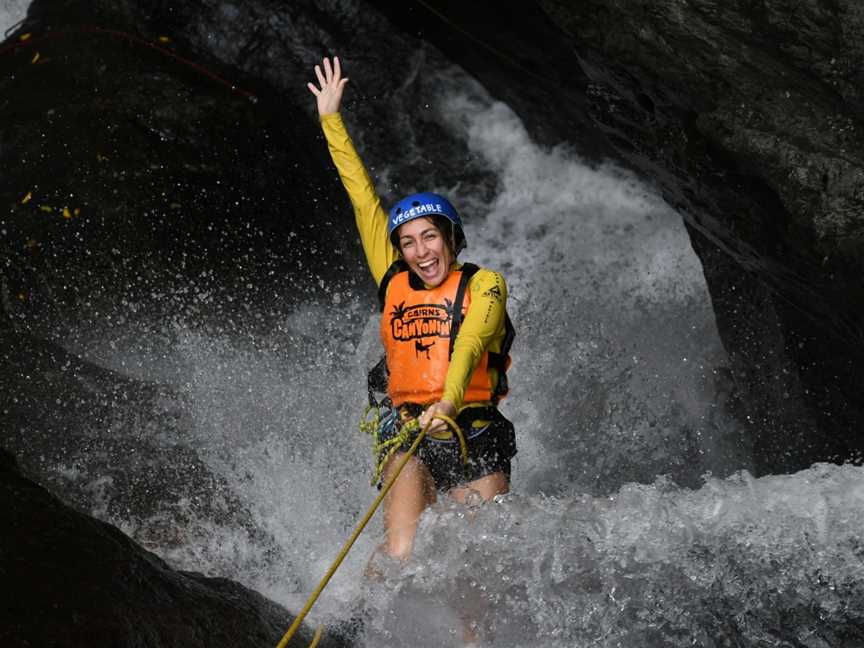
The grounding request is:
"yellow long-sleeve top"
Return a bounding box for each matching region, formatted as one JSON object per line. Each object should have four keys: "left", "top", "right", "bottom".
{"left": 321, "top": 112, "right": 508, "bottom": 410}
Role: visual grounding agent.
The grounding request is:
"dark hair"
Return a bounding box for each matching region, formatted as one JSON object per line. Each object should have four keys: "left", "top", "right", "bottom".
{"left": 430, "top": 215, "right": 459, "bottom": 256}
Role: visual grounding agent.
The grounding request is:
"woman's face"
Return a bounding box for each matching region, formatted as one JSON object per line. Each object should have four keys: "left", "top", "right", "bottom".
{"left": 397, "top": 217, "right": 454, "bottom": 287}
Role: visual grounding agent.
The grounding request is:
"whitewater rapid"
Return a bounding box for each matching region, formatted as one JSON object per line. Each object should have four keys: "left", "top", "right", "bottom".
{"left": 0, "top": 0, "right": 29, "bottom": 37}
{"left": 50, "top": 60, "right": 864, "bottom": 647}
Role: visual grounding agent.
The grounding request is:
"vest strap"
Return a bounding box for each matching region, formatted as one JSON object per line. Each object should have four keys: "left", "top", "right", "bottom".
{"left": 448, "top": 263, "right": 480, "bottom": 359}
{"left": 377, "top": 260, "right": 409, "bottom": 311}
{"left": 487, "top": 312, "right": 515, "bottom": 401}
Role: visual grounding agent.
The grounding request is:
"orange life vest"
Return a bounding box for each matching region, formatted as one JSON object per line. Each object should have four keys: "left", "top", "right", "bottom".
{"left": 381, "top": 267, "right": 500, "bottom": 407}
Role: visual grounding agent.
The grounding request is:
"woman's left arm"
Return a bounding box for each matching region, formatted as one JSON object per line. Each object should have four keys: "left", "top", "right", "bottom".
{"left": 420, "top": 269, "right": 508, "bottom": 432}
{"left": 444, "top": 269, "right": 508, "bottom": 407}
{"left": 420, "top": 268, "right": 507, "bottom": 432}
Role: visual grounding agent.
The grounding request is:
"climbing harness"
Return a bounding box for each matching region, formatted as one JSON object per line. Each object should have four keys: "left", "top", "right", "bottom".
{"left": 360, "top": 404, "right": 468, "bottom": 486}
{"left": 274, "top": 413, "right": 463, "bottom": 648}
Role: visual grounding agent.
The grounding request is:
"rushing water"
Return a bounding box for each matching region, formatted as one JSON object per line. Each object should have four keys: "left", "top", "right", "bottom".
{"left": 0, "top": 0, "right": 29, "bottom": 37}
{"left": 35, "top": 56, "right": 864, "bottom": 647}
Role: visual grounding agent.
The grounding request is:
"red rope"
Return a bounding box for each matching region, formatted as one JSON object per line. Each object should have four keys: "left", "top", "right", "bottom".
{"left": 0, "top": 25, "right": 257, "bottom": 101}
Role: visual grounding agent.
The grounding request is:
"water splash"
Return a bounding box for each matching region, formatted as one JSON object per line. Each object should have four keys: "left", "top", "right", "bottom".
{"left": 426, "top": 69, "right": 749, "bottom": 493}
{"left": 354, "top": 464, "right": 864, "bottom": 647}
{"left": 0, "top": 0, "right": 29, "bottom": 37}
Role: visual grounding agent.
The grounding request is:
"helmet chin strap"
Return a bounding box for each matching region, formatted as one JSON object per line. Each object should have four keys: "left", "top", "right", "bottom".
{"left": 449, "top": 222, "right": 457, "bottom": 256}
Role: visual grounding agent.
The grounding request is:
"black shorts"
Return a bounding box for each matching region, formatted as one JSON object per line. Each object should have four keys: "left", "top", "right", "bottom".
{"left": 378, "top": 404, "right": 517, "bottom": 492}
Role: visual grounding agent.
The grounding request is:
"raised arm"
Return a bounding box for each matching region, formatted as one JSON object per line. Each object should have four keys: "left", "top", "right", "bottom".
{"left": 307, "top": 57, "right": 398, "bottom": 285}
{"left": 306, "top": 56, "right": 349, "bottom": 116}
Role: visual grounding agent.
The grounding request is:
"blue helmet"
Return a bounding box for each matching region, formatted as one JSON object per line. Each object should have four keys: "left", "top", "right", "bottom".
{"left": 388, "top": 191, "right": 466, "bottom": 253}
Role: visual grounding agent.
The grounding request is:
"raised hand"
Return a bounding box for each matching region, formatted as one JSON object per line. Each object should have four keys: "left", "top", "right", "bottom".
{"left": 307, "top": 56, "right": 349, "bottom": 116}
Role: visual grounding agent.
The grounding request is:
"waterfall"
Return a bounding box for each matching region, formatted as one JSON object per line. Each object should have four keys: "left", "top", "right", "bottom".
{"left": 0, "top": 0, "right": 29, "bottom": 37}
{"left": 35, "top": 48, "right": 863, "bottom": 648}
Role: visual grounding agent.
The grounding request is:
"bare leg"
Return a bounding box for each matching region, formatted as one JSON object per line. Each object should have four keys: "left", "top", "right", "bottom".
{"left": 380, "top": 452, "right": 437, "bottom": 560}
{"left": 448, "top": 470, "right": 509, "bottom": 505}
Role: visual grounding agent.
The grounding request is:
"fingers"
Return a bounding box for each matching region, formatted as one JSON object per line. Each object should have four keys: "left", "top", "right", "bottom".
{"left": 419, "top": 408, "right": 447, "bottom": 434}
{"left": 306, "top": 81, "right": 320, "bottom": 96}
{"left": 312, "top": 57, "right": 346, "bottom": 89}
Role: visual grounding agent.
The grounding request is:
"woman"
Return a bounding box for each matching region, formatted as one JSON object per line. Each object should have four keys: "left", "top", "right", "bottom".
{"left": 308, "top": 56, "right": 516, "bottom": 561}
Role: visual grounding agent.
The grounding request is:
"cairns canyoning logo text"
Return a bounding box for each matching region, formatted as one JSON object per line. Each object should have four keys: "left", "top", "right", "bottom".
{"left": 389, "top": 299, "right": 454, "bottom": 344}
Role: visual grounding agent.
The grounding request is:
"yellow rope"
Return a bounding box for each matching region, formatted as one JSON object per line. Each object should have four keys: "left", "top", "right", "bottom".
{"left": 275, "top": 412, "right": 462, "bottom": 648}
{"left": 360, "top": 405, "right": 468, "bottom": 485}
{"left": 307, "top": 625, "right": 322, "bottom": 648}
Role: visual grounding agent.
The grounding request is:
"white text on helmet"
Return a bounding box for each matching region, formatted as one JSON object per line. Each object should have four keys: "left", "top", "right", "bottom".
{"left": 392, "top": 203, "right": 444, "bottom": 227}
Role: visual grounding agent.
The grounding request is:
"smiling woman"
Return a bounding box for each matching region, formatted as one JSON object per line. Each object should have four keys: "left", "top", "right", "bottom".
{"left": 391, "top": 195, "right": 459, "bottom": 285}
{"left": 306, "top": 56, "right": 517, "bottom": 570}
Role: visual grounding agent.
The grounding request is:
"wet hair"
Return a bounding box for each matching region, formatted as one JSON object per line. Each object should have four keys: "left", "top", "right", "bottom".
{"left": 430, "top": 215, "right": 459, "bottom": 256}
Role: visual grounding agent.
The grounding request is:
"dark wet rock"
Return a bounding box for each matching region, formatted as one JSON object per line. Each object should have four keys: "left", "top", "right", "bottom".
{"left": 0, "top": 327, "right": 296, "bottom": 589}
{"left": 364, "top": 0, "right": 614, "bottom": 157}
{"left": 369, "top": 0, "right": 864, "bottom": 473}
{"left": 0, "top": 447, "right": 346, "bottom": 648}
{"left": 124, "top": 0, "right": 503, "bottom": 206}
{"left": 537, "top": 0, "right": 864, "bottom": 473}
{"left": 0, "top": 0, "right": 366, "bottom": 340}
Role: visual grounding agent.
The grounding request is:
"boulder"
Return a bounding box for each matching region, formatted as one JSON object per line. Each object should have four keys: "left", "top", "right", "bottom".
{"left": 0, "top": 448, "right": 343, "bottom": 647}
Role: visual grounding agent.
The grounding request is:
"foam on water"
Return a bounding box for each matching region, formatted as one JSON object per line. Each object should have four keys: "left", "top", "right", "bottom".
{"left": 426, "top": 69, "right": 748, "bottom": 494}
{"left": 358, "top": 463, "right": 864, "bottom": 647}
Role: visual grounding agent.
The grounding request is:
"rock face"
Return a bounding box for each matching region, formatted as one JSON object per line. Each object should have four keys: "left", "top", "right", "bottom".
{"left": 0, "top": 448, "right": 342, "bottom": 648}
{"left": 541, "top": 0, "right": 864, "bottom": 472}
{"left": 0, "top": 0, "right": 364, "bottom": 340}
{"left": 368, "top": 0, "right": 864, "bottom": 473}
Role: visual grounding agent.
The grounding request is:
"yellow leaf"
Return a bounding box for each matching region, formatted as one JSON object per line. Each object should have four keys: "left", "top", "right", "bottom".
{"left": 158, "top": 36, "right": 170, "bottom": 43}
{"left": 63, "top": 207, "right": 72, "bottom": 219}
{"left": 17, "top": 293, "right": 26, "bottom": 301}
{"left": 20, "top": 33, "right": 32, "bottom": 41}
{"left": 74, "top": 208, "right": 81, "bottom": 216}
{"left": 31, "top": 52, "right": 40, "bottom": 64}
{"left": 39, "top": 205, "right": 53, "bottom": 213}
{"left": 21, "top": 191, "right": 32, "bottom": 204}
